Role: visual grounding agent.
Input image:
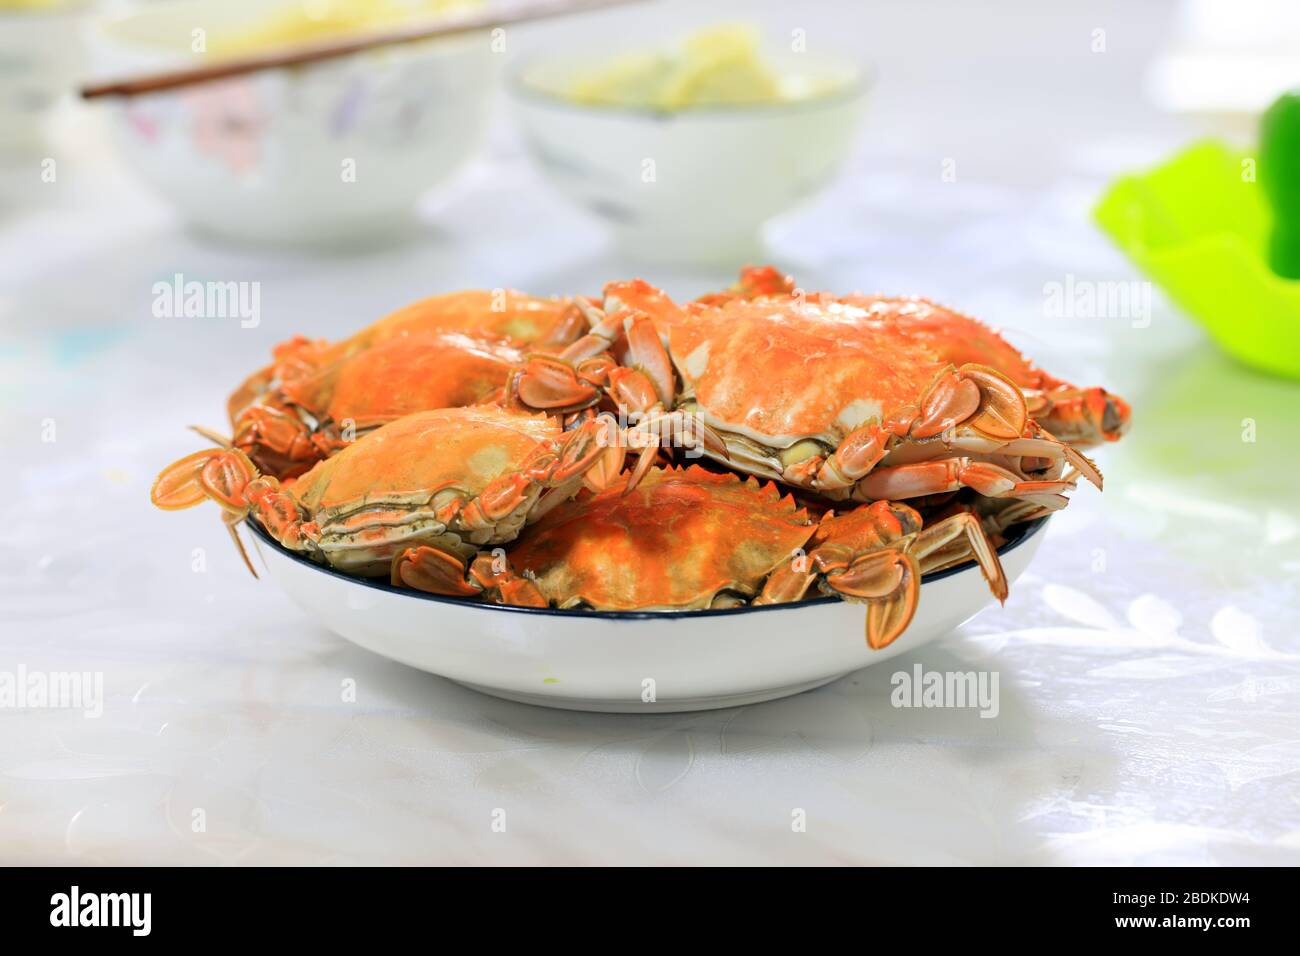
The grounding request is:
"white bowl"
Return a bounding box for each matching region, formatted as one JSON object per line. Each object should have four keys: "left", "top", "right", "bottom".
{"left": 247, "top": 516, "right": 1046, "bottom": 713}
{"left": 0, "top": 3, "right": 87, "bottom": 156}
{"left": 509, "top": 54, "right": 869, "bottom": 263}
{"left": 87, "top": 0, "right": 494, "bottom": 244}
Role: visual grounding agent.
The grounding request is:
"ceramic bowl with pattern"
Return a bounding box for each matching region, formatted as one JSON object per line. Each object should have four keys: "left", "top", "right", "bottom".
{"left": 88, "top": 0, "right": 494, "bottom": 244}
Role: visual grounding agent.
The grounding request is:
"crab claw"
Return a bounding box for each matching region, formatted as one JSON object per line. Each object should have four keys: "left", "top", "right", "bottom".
{"left": 620, "top": 313, "right": 675, "bottom": 410}
{"left": 150, "top": 447, "right": 259, "bottom": 512}
{"left": 911, "top": 363, "right": 1027, "bottom": 441}
{"left": 554, "top": 415, "right": 624, "bottom": 487}
{"left": 151, "top": 445, "right": 270, "bottom": 576}
{"left": 392, "top": 546, "right": 547, "bottom": 607}
{"left": 1040, "top": 386, "right": 1132, "bottom": 446}
{"left": 824, "top": 550, "right": 921, "bottom": 650}
{"left": 224, "top": 397, "right": 334, "bottom": 480}
{"left": 151, "top": 441, "right": 307, "bottom": 576}
{"left": 391, "top": 545, "right": 484, "bottom": 597}
{"left": 511, "top": 355, "right": 602, "bottom": 411}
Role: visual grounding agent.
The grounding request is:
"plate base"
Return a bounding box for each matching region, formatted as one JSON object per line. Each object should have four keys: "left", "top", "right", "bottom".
{"left": 451, "top": 673, "right": 847, "bottom": 713}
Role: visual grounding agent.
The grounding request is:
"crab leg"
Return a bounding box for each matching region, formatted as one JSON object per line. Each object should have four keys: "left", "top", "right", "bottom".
{"left": 755, "top": 499, "right": 1007, "bottom": 648}
{"left": 510, "top": 307, "right": 674, "bottom": 415}
{"left": 512, "top": 308, "right": 705, "bottom": 491}
{"left": 1032, "top": 386, "right": 1132, "bottom": 446}
{"left": 754, "top": 504, "right": 924, "bottom": 649}
{"left": 820, "top": 509, "right": 1008, "bottom": 648}
{"left": 798, "top": 363, "right": 1031, "bottom": 496}
{"left": 536, "top": 299, "right": 594, "bottom": 351}
{"left": 619, "top": 410, "right": 728, "bottom": 491}
{"left": 854, "top": 457, "right": 1076, "bottom": 508}
{"left": 226, "top": 361, "right": 276, "bottom": 424}
{"left": 510, "top": 355, "right": 603, "bottom": 410}
{"left": 618, "top": 313, "right": 676, "bottom": 409}
{"left": 508, "top": 303, "right": 631, "bottom": 411}
{"left": 391, "top": 548, "right": 547, "bottom": 607}
{"left": 232, "top": 403, "right": 324, "bottom": 476}
{"left": 150, "top": 445, "right": 310, "bottom": 575}
{"left": 904, "top": 511, "right": 1008, "bottom": 602}
{"left": 825, "top": 551, "right": 922, "bottom": 649}
{"left": 437, "top": 416, "right": 623, "bottom": 536}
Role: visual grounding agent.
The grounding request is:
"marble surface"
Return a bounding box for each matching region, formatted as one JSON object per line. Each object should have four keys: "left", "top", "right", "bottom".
{"left": 2, "top": 0, "right": 1298, "bottom": 865}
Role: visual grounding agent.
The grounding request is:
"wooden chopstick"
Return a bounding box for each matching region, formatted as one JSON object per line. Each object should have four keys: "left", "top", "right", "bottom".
{"left": 81, "top": 0, "right": 646, "bottom": 100}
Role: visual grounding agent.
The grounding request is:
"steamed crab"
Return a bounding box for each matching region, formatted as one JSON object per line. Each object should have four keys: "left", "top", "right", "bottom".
{"left": 150, "top": 406, "right": 621, "bottom": 577}
{"left": 836, "top": 293, "right": 1131, "bottom": 447}
{"left": 697, "top": 267, "right": 1130, "bottom": 447}
{"left": 512, "top": 281, "right": 1104, "bottom": 527}
{"left": 390, "top": 465, "right": 1008, "bottom": 649}
{"left": 225, "top": 331, "right": 526, "bottom": 480}
{"left": 563, "top": 268, "right": 1130, "bottom": 448}
{"left": 226, "top": 289, "right": 587, "bottom": 478}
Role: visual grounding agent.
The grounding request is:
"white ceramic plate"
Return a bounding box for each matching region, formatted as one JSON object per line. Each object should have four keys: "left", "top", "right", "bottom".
{"left": 247, "top": 517, "right": 1048, "bottom": 713}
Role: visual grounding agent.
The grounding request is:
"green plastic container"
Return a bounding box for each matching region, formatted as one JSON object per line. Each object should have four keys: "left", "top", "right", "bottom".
{"left": 1094, "top": 140, "right": 1300, "bottom": 380}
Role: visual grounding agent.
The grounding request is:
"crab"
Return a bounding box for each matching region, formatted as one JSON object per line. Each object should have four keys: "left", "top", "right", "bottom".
{"left": 510, "top": 281, "right": 1104, "bottom": 529}
{"left": 390, "top": 465, "right": 1007, "bottom": 649}
{"left": 834, "top": 293, "right": 1131, "bottom": 446}
{"left": 693, "top": 264, "right": 797, "bottom": 306}
{"left": 224, "top": 289, "right": 589, "bottom": 475}
{"left": 225, "top": 331, "right": 525, "bottom": 480}
{"left": 695, "top": 267, "right": 1131, "bottom": 447}
{"left": 566, "top": 268, "right": 1131, "bottom": 448}
{"left": 150, "top": 405, "right": 624, "bottom": 578}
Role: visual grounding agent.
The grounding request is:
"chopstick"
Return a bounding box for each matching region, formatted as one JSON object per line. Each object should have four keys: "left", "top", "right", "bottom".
{"left": 81, "top": 0, "right": 647, "bottom": 100}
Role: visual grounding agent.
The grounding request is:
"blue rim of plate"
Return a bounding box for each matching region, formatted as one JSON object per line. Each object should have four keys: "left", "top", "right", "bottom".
{"left": 245, "top": 514, "right": 1048, "bottom": 622}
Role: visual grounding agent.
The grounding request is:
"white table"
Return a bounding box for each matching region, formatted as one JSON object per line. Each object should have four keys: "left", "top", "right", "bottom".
{"left": 2, "top": 0, "right": 1298, "bottom": 865}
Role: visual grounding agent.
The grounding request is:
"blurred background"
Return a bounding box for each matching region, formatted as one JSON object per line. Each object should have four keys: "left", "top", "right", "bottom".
{"left": 2, "top": 0, "right": 1299, "bottom": 865}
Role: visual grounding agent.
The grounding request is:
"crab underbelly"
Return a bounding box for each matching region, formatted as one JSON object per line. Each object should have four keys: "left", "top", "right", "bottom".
{"left": 689, "top": 405, "right": 842, "bottom": 483}
{"left": 313, "top": 508, "right": 466, "bottom": 575}
{"left": 313, "top": 487, "right": 543, "bottom": 574}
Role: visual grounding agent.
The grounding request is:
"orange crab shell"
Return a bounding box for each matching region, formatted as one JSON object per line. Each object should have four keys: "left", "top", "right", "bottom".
{"left": 227, "top": 290, "right": 584, "bottom": 426}
{"left": 278, "top": 331, "right": 523, "bottom": 433}
{"left": 287, "top": 405, "right": 560, "bottom": 524}
{"left": 503, "top": 465, "right": 817, "bottom": 611}
{"left": 344, "top": 289, "right": 585, "bottom": 356}
{"left": 666, "top": 295, "right": 952, "bottom": 446}
{"left": 809, "top": 499, "right": 925, "bottom": 555}
{"left": 837, "top": 293, "right": 1131, "bottom": 443}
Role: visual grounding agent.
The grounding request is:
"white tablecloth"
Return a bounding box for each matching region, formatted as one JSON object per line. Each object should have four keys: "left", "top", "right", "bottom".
{"left": 2, "top": 0, "right": 1297, "bottom": 865}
